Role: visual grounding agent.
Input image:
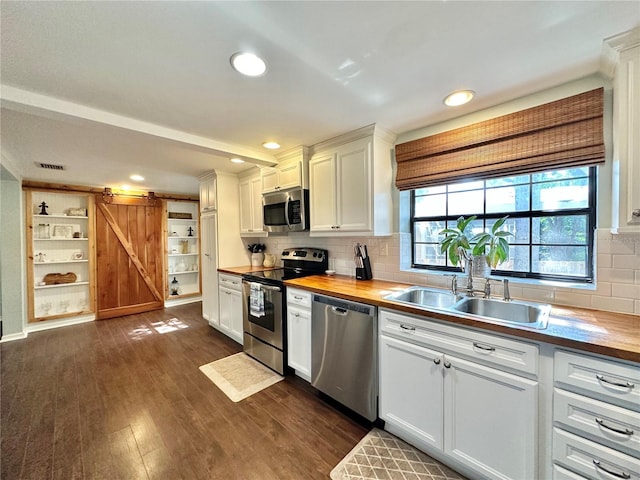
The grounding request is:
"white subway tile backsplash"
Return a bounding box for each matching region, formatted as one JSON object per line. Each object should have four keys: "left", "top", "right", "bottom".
{"left": 590, "top": 296, "right": 635, "bottom": 314}
{"left": 520, "top": 287, "right": 555, "bottom": 302}
{"left": 554, "top": 291, "right": 592, "bottom": 309}
{"left": 636, "top": 300, "right": 640, "bottom": 314}
{"left": 597, "top": 254, "right": 612, "bottom": 268}
{"left": 597, "top": 268, "right": 636, "bottom": 284}
{"left": 612, "top": 254, "right": 640, "bottom": 270}
{"left": 611, "top": 283, "right": 640, "bottom": 299}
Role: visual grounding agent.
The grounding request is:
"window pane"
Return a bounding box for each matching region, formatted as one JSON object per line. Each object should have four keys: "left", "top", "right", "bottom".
{"left": 486, "top": 217, "right": 530, "bottom": 244}
{"left": 532, "top": 246, "right": 588, "bottom": 276}
{"left": 414, "top": 243, "right": 445, "bottom": 266}
{"left": 448, "top": 180, "right": 484, "bottom": 192}
{"left": 532, "top": 168, "right": 589, "bottom": 182}
{"left": 415, "top": 186, "right": 446, "bottom": 195}
{"left": 496, "top": 245, "right": 529, "bottom": 272}
{"left": 448, "top": 190, "right": 484, "bottom": 215}
{"left": 532, "top": 178, "right": 589, "bottom": 210}
{"left": 486, "top": 174, "right": 530, "bottom": 187}
{"left": 415, "top": 193, "right": 446, "bottom": 217}
{"left": 486, "top": 184, "right": 530, "bottom": 213}
{"left": 414, "top": 221, "right": 447, "bottom": 243}
{"left": 532, "top": 216, "right": 588, "bottom": 245}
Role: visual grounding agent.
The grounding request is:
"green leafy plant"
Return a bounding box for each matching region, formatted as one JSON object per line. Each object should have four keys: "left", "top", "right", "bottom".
{"left": 439, "top": 216, "right": 513, "bottom": 269}
{"left": 471, "top": 216, "right": 513, "bottom": 269}
{"left": 438, "top": 216, "right": 476, "bottom": 268}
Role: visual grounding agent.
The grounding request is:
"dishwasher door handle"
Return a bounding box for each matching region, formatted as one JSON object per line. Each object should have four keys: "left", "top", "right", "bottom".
{"left": 331, "top": 306, "right": 348, "bottom": 315}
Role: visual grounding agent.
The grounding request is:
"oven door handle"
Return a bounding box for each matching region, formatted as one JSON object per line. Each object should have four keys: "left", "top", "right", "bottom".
{"left": 250, "top": 283, "right": 281, "bottom": 293}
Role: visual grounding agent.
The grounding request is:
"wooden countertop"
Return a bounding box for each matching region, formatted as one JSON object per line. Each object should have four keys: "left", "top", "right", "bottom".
{"left": 285, "top": 274, "right": 640, "bottom": 364}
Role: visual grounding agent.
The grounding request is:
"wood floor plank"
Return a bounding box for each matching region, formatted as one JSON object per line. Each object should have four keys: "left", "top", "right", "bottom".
{"left": 1, "top": 302, "right": 367, "bottom": 479}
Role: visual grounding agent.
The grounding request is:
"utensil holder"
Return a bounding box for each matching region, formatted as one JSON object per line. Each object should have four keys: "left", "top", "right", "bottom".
{"left": 356, "top": 256, "right": 372, "bottom": 280}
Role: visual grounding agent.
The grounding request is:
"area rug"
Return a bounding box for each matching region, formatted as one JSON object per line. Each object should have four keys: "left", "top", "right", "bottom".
{"left": 331, "top": 429, "right": 465, "bottom": 480}
{"left": 199, "top": 352, "right": 283, "bottom": 402}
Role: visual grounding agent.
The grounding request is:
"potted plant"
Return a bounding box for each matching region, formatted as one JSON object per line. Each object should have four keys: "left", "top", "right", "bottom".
{"left": 439, "top": 216, "right": 512, "bottom": 272}
{"left": 471, "top": 216, "right": 513, "bottom": 269}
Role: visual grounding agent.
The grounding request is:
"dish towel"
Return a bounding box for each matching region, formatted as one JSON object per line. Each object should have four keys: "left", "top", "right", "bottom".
{"left": 249, "top": 282, "right": 265, "bottom": 317}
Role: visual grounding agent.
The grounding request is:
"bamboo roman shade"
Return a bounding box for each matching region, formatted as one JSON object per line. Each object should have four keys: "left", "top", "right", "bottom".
{"left": 395, "top": 88, "right": 605, "bottom": 190}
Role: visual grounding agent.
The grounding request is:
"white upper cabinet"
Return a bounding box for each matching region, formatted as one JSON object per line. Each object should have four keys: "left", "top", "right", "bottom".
{"left": 239, "top": 168, "right": 266, "bottom": 237}
{"left": 261, "top": 146, "right": 309, "bottom": 193}
{"left": 309, "top": 124, "right": 396, "bottom": 236}
{"left": 198, "top": 171, "right": 217, "bottom": 213}
{"left": 607, "top": 28, "right": 640, "bottom": 233}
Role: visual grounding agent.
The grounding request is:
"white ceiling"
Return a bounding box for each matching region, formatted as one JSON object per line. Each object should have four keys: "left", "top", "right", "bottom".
{"left": 1, "top": 1, "right": 638, "bottom": 195}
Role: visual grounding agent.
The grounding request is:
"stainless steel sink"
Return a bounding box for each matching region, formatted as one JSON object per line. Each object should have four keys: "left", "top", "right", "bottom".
{"left": 384, "top": 286, "right": 551, "bottom": 330}
{"left": 384, "top": 286, "right": 463, "bottom": 309}
{"left": 449, "top": 297, "right": 551, "bottom": 329}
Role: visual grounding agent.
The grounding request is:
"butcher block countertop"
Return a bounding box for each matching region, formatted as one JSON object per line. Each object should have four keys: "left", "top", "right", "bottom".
{"left": 285, "top": 274, "right": 640, "bottom": 364}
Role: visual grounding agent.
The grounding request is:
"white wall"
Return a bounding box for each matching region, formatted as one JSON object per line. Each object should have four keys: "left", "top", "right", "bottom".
{"left": 1, "top": 162, "right": 27, "bottom": 339}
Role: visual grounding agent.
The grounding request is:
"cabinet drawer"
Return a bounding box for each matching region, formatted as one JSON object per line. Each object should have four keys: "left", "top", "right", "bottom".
{"left": 554, "top": 388, "right": 640, "bottom": 458}
{"left": 555, "top": 350, "right": 640, "bottom": 411}
{"left": 379, "top": 309, "right": 538, "bottom": 376}
{"left": 553, "top": 428, "right": 640, "bottom": 480}
{"left": 218, "top": 274, "right": 242, "bottom": 291}
{"left": 287, "top": 288, "right": 312, "bottom": 309}
{"left": 553, "top": 464, "right": 589, "bottom": 480}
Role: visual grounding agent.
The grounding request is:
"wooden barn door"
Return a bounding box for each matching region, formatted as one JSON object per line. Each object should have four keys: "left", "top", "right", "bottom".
{"left": 95, "top": 195, "right": 164, "bottom": 319}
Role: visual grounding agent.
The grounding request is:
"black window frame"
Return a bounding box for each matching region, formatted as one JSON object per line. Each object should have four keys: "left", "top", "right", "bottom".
{"left": 410, "top": 167, "right": 597, "bottom": 283}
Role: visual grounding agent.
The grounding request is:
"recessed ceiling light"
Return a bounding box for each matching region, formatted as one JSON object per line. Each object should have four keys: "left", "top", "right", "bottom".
{"left": 230, "top": 52, "right": 266, "bottom": 77}
{"left": 120, "top": 184, "right": 131, "bottom": 191}
{"left": 443, "top": 90, "right": 475, "bottom": 107}
{"left": 262, "top": 141, "right": 280, "bottom": 150}
{"left": 230, "top": 158, "right": 245, "bottom": 164}
{"left": 129, "top": 174, "right": 144, "bottom": 182}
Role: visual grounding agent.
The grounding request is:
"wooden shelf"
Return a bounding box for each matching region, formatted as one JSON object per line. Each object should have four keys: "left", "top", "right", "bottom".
{"left": 34, "top": 214, "right": 88, "bottom": 219}
{"left": 35, "top": 281, "right": 90, "bottom": 290}
{"left": 34, "top": 238, "right": 88, "bottom": 241}
{"left": 34, "top": 259, "right": 89, "bottom": 265}
{"left": 168, "top": 253, "right": 198, "bottom": 257}
{"left": 168, "top": 271, "right": 199, "bottom": 276}
{"left": 168, "top": 236, "right": 198, "bottom": 239}
{"left": 168, "top": 218, "right": 197, "bottom": 222}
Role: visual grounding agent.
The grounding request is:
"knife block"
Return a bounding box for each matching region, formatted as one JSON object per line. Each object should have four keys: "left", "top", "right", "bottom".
{"left": 355, "top": 256, "right": 373, "bottom": 280}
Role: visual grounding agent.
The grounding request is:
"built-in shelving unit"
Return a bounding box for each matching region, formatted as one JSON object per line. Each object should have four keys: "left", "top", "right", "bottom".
{"left": 165, "top": 200, "right": 201, "bottom": 300}
{"left": 25, "top": 189, "right": 96, "bottom": 322}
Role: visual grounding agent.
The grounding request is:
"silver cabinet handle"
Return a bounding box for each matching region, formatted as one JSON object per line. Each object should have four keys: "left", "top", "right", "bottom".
{"left": 595, "top": 418, "right": 634, "bottom": 436}
{"left": 592, "top": 460, "right": 631, "bottom": 479}
{"left": 433, "top": 358, "right": 441, "bottom": 365}
{"left": 399, "top": 324, "right": 415, "bottom": 332}
{"left": 473, "top": 342, "right": 496, "bottom": 353}
{"left": 443, "top": 360, "right": 451, "bottom": 368}
{"left": 204, "top": 253, "right": 210, "bottom": 257}
{"left": 632, "top": 209, "right": 640, "bottom": 217}
{"left": 294, "top": 295, "right": 303, "bottom": 300}
{"left": 596, "top": 374, "right": 635, "bottom": 389}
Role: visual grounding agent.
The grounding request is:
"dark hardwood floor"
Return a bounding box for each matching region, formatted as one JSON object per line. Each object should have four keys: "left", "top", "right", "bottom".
{"left": 1, "top": 303, "right": 368, "bottom": 479}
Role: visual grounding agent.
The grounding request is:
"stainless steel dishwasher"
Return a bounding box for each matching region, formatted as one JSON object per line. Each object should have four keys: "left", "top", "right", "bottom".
{"left": 311, "top": 294, "right": 377, "bottom": 421}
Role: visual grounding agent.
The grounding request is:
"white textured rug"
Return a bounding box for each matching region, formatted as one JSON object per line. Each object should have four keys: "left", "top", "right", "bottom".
{"left": 331, "top": 429, "right": 465, "bottom": 480}
{"left": 199, "top": 352, "right": 283, "bottom": 402}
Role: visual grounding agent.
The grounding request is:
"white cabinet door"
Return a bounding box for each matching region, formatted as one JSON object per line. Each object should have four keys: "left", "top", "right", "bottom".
{"left": 278, "top": 161, "right": 301, "bottom": 190}
{"left": 199, "top": 173, "right": 216, "bottom": 213}
{"left": 238, "top": 179, "right": 253, "bottom": 233}
{"left": 444, "top": 354, "right": 538, "bottom": 480}
{"left": 336, "top": 138, "right": 372, "bottom": 232}
{"left": 287, "top": 305, "right": 312, "bottom": 380}
{"left": 200, "top": 214, "right": 218, "bottom": 326}
{"left": 379, "top": 335, "right": 444, "bottom": 450}
{"left": 309, "top": 152, "right": 337, "bottom": 232}
{"left": 218, "top": 286, "right": 243, "bottom": 343}
{"left": 240, "top": 173, "right": 265, "bottom": 235}
{"left": 261, "top": 168, "right": 278, "bottom": 193}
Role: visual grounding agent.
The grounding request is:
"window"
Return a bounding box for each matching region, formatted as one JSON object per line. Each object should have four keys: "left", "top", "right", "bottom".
{"left": 411, "top": 167, "right": 596, "bottom": 283}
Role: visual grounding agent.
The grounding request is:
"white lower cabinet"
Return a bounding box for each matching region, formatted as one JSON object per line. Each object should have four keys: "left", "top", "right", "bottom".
{"left": 218, "top": 273, "right": 243, "bottom": 344}
{"left": 286, "top": 288, "right": 312, "bottom": 381}
{"left": 379, "top": 309, "right": 539, "bottom": 480}
{"left": 552, "top": 349, "right": 639, "bottom": 480}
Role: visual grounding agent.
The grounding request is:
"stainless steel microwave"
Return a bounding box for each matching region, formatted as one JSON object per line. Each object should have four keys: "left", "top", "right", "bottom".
{"left": 263, "top": 188, "right": 309, "bottom": 232}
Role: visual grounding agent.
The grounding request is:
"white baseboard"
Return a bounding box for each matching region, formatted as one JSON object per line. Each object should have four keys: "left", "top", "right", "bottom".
{"left": 0, "top": 331, "right": 28, "bottom": 343}
{"left": 26, "top": 314, "right": 95, "bottom": 333}
{"left": 164, "top": 296, "right": 202, "bottom": 308}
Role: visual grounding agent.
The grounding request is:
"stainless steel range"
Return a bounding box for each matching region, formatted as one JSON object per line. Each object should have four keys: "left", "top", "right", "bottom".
{"left": 242, "top": 247, "right": 328, "bottom": 375}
